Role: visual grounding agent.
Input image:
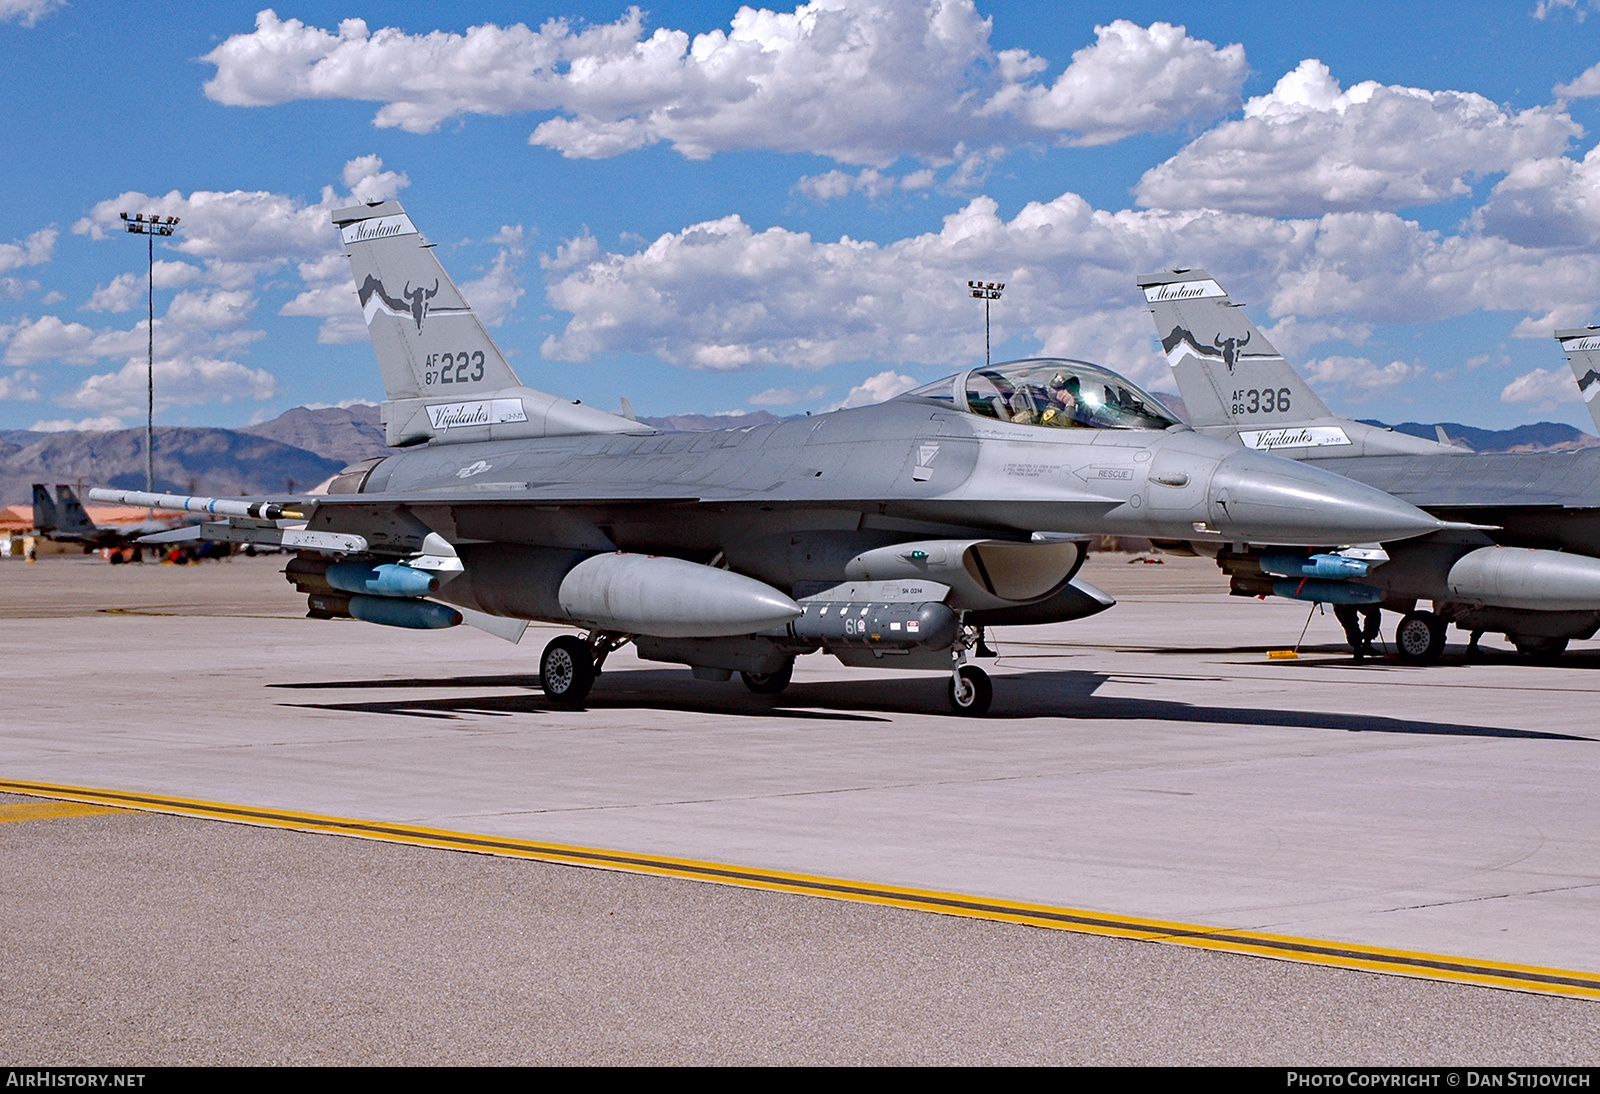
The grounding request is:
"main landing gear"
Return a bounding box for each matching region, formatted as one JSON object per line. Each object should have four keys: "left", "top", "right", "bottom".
{"left": 1394, "top": 610, "right": 1446, "bottom": 665}
{"left": 539, "top": 632, "right": 628, "bottom": 706}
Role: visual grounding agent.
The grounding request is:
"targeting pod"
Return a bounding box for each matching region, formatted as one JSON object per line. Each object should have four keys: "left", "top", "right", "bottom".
{"left": 790, "top": 600, "right": 959, "bottom": 650}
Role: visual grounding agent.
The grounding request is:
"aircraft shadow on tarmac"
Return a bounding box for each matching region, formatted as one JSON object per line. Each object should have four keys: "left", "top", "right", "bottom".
{"left": 269, "top": 668, "right": 1586, "bottom": 740}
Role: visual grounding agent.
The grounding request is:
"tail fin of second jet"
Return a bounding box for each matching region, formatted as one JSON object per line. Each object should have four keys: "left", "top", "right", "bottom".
{"left": 1556, "top": 326, "right": 1600, "bottom": 434}
{"left": 1136, "top": 269, "right": 1331, "bottom": 430}
{"left": 332, "top": 200, "right": 643, "bottom": 446}
{"left": 1137, "top": 269, "right": 1455, "bottom": 459}
{"left": 31, "top": 484, "right": 59, "bottom": 533}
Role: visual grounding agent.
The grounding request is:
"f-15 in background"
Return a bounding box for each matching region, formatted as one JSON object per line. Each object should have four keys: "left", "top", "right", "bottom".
{"left": 1143, "top": 268, "right": 1600, "bottom": 663}
{"left": 98, "top": 201, "right": 1454, "bottom": 715}
{"left": 31, "top": 483, "right": 180, "bottom": 556}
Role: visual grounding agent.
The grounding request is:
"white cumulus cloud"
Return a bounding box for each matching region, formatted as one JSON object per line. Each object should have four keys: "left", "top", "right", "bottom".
{"left": 202, "top": 6, "right": 1245, "bottom": 166}
{"left": 1136, "top": 59, "right": 1579, "bottom": 215}
{"left": 0, "top": 1, "right": 64, "bottom": 28}
{"left": 538, "top": 188, "right": 1600, "bottom": 390}
{"left": 0, "top": 228, "right": 56, "bottom": 273}
{"left": 58, "top": 356, "right": 278, "bottom": 417}
{"left": 1500, "top": 367, "right": 1578, "bottom": 408}
{"left": 30, "top": 415, "right": 126, "bottom": 433}
{"left": 831, "top": 370, "right": 919, "bottom": 409}
{"left": 1302, "top": 355, "right": 1420, "bottom": 400}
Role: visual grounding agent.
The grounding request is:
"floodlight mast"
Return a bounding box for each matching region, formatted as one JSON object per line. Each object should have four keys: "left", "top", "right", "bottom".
{"left": 119, "top": 212, "right": 179, "bottom": 496}
{"left": 967, "top": 280, "right": 1004, "bottom": 367}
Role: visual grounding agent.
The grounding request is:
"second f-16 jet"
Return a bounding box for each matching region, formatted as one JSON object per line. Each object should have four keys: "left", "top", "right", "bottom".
{"left": 1143, "top": 268, "right": 1600, "bottom": 663}
{"left": 95, "top": 201, "right": 1453, "bottom": 713}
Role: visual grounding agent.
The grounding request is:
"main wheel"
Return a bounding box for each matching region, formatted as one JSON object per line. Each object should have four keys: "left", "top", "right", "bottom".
{"left": 947, "top": 665, "right": 993, "bottom": 716}
{"left": 1514, "top": 636, "right": 1568, "bottom": 663}
{"left": 741, "top": 659, "right": 794, "bottom": 694}
{"left": 1394, "top": 610, "right": 1445, "bottom": 665}
{"left": 540, "top": 635, "right": 595, "bottom": 705}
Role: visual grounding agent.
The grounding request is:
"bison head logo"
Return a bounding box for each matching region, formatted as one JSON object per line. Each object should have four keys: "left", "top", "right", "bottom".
{"left": 1213, "top": 331, "right": 1250, "bottom": 374}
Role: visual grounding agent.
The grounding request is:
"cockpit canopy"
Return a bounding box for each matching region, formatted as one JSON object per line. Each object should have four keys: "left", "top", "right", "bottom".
{"left": 900, "top": 358, "right": 1182, "bottom": 431}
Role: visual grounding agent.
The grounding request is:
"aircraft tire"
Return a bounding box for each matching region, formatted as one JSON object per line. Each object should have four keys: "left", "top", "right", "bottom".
{"left": 948, "top": 665, "right": 993, "bottom": 716}
{"left": 541, "top": 635, "right": 595, "bottom": 705}
{"left": 1514, "top": 636, "right": 1568, "bottom": 663}
{"left": 1394, "top": 611, "right": 1445, "bottom": 665}
{"left": 741, "top": 660, "right": 794, "bottom": 694}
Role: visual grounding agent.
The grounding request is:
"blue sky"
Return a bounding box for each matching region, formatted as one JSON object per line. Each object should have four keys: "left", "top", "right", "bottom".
{"left": 5, "top": 0, "right": 1600, "bottom": 432}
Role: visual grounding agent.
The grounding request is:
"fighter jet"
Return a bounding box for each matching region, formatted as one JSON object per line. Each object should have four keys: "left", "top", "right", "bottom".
{"left": 94, "top": 202, "right": 1450, "bottom": 714}
{"left": 1141, "top": 268, "right": 1600, "bottom": 663}
{"left": 31, "top": 483, "right": 177, "bottom": 555}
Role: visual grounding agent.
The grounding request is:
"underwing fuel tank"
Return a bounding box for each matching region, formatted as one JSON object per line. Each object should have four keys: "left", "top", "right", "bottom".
{"left": 558, "top": 552, "right": 802, "bottom": 638}
{"left": 1446, "top": 547, "right": 1600, "bottom": 611}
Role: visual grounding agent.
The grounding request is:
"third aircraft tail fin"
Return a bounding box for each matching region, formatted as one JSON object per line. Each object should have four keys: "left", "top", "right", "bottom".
{"left": 1556, "top": 326, "right": 1600, "bottom": 434}
{"left": 53, "top": 484, "right": 97, "bottom": 536}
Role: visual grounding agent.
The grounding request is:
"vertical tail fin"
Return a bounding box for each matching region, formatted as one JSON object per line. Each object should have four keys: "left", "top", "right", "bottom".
{"left": 1136, "top": 269, "right": 1453, "bottom": 458}
{"left": 31, "top": 484, "right": 59, "bottom": 532}
{"left": 54, "top": 485, "right": 98, "bottom": 536}
{"left": 332, "top": 200, "right": 641, "bottom": 445}
{"left": 1136, "top": 269, "right": 1330, "bottom": 428}
{"left": 1555, "top": 326, "right": 1600, "bottom": 434}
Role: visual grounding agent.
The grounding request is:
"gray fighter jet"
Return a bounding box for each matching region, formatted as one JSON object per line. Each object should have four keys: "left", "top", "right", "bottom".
{"left": 94, "top": 202, "right": 1450, "bottom": 714}
{"left": 31, "top": 483, "right": 178, "bottom": 554}
{"left": 1142, "top": 268, "right": 1600, "bottom": 663}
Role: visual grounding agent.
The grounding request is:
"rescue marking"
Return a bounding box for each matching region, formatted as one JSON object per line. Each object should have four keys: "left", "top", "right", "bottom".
{"left": 3, "top": 777, "right": 1597, "bottom": 1000}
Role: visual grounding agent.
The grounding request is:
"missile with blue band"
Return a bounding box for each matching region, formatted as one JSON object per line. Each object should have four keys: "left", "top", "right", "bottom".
{"left": 325, "top": 562, "right": 440, "bottom": 598}
{"left": 87, "top": 487, "right": 303, "bottom": 521}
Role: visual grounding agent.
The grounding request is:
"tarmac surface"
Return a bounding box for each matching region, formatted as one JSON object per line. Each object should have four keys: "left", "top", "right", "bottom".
{"left": 3, "top": 550, "right": 1599, "bottom": 1064}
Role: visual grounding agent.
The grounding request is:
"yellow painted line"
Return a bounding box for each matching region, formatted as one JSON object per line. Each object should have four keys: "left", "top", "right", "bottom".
{"left": 0, "top": 800, "right": 126, "bottom": 823}
{"left": 3, "top": 776, "right": 1597, "bottom": 1000}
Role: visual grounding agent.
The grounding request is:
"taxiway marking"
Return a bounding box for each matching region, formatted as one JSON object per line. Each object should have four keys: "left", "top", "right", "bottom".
{"left": 0, "top": 799, "right": 126, "bottom": 824}
{"left": 3, "top": 775, "right": 1596, "bottom": 1000}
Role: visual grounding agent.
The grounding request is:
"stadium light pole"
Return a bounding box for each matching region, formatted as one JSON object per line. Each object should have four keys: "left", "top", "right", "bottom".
{"left": 967, "top": 280, "right": 1004, "bottom": 367}
{"left": 119, "top": 211, "right": 179, "bottom": 494}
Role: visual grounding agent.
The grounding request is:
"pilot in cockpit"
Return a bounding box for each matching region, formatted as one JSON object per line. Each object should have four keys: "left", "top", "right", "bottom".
{"left": 1038, "top": 372, "right": 1081, "bottom": 427}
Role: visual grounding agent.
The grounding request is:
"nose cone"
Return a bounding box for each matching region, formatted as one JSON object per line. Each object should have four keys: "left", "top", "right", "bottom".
{"left": 1209, "top": 449, "right": 1443, "bottom": 545}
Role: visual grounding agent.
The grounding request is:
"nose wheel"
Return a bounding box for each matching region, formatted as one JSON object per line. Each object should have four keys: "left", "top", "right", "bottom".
{"left": 948, "top": 665, "right": 993, "bottom": 716}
